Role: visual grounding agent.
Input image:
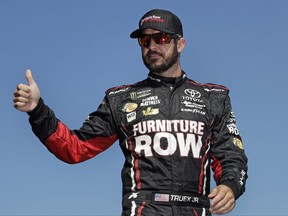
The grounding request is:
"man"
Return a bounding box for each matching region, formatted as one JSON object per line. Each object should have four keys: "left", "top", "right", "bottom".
{"left": 13, "top": 9, "right": 248, "bottom": 216}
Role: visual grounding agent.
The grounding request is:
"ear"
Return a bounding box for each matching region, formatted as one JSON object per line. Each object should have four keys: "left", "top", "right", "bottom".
{"left": 177, "top": 38, "right": 186, "bottom": 53}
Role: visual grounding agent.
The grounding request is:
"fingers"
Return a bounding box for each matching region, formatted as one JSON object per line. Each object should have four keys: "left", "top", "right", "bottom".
{"left": 13, "top": 84, "right": 31, "bottom": 108}
{"left": 210, "top": 192, "right": 235, "bottom": 214}
{"left": 13, "top": 86, "right": 31, "bottom": 102}
{"left": 14, "top": 83, "right": 31, "bottom": 100}
{"left": 15, "top": 83, "right": 31, "bottom": 94}
{"left": 209, "top": 185, "right": 235, "bottom": 215}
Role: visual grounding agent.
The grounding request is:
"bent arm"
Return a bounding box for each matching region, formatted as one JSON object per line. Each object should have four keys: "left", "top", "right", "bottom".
{"left": 28, "top": 97, "right": 118, "bottom": 164}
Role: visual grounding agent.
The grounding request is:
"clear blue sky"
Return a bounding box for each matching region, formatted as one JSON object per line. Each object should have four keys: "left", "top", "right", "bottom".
{"left": 1, "top": 0, "right": 288, "bottom": 215}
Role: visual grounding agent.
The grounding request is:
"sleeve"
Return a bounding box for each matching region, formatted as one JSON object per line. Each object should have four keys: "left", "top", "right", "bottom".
{"left": 210, "top": 93, "right": 248, "bottom": 199}
{"left": 28, "top": 97, "right": 118, "bottom": 164}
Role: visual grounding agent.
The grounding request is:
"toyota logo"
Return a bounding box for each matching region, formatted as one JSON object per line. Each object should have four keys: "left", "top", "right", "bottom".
{"left": 184, "top": 89, "right": 201, "bottom": 98}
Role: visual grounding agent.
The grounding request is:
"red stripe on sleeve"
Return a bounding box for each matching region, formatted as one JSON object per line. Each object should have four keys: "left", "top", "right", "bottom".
{"left": 211, "top": 156, "right": 223, "bottom": 183}
{"left": 45, "top": 122, "right": 118, "bottom": 164}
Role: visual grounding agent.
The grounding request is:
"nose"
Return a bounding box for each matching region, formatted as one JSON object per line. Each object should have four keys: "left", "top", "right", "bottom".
{"left": 146, "top": 37, "right": 158, "bottom": 50}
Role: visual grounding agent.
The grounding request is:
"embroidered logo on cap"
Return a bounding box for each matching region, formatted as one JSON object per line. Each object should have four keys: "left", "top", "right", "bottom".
{"left": 140, "top": 15, "right": 165, "bottom": 26}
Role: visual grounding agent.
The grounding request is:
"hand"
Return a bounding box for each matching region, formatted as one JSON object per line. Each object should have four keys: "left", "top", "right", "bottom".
{"left": 208, "top": 185, "right": 235, "bottom": 215}
{"left": 13, "top": 69, "right": 41, "bottom": 112}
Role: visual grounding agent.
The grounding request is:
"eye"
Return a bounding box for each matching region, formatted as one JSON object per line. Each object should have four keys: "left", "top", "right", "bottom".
{"left": 138, "top": 35, "right": 150, "bottom": 46}
{"left": 160, "top": 35, "right": 171, "bottom": 44}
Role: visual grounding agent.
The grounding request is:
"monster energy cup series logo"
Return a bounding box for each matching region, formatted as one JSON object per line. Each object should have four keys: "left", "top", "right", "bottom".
{"left": 130, "top": 90, "right": 152, "bottom": 100}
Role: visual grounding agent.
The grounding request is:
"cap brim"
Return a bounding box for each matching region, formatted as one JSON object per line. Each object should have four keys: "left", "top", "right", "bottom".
{"left": 130, "top": 27, "right": 175, "bottom": 38}
{"left": 130, "top": 29, "right": 143, "bottom": 38}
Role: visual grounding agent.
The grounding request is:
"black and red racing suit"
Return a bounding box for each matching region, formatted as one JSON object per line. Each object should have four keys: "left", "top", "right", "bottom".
{"left": 28, "top": 71, "right": 248, "bottom": 216}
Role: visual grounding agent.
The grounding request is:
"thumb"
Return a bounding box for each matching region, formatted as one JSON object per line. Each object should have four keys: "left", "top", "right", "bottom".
{"left": 25, "top": 69, "right": 35, "bottom": 85}
{"left": 208, "top": 187, "right": 218, "bottom": 199}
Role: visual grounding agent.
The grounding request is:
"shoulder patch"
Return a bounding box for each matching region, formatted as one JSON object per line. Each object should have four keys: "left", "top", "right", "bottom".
{"left": 187, "top": 79, "right": 229, "bottom": 93}
{"left": 105, "top": 78, "right": 148, "bottom": 96}
{"left": 106, "top": 85, "right": 131, "bottom": 96}
{"left": 203, "top": 83, "right": 229, "bottom": 93}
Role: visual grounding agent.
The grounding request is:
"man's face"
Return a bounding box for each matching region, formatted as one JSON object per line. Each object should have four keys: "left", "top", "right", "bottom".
{"left": 139, "top": 29, "right": 179, "bottom": 74}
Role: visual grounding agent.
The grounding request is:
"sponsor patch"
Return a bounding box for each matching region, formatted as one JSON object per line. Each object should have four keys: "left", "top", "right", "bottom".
{"left": 182, "top": 101, "right": 206, "bottom": 109}
{"left": 109, "top": 87, "right": 129, "bottom": 95}
{"left": 181, "top": 108, "right": 206, "bottom": 115}
{"left": 227, "top": 112, "right": 240, "bottom": 135}
{"left": 130, "top": 89, "right": 152, "bottom": 100}
{"left": 184, "top": 89, "right": 201, "bottom": 99}
{"left": 142, "top": 107, "right": 159, "bottom": 116}
{"left": 182, "top": 89, "right": 204, "bottom": 103}
{"left": 127, "top": 112, "right": 136, "bottom": 122}
{"left": 233, "top": 137, "right": 244, "bottom": 149}
{"left": 204, "top": 88, "right": 225, "bottom": 92}
{"left": 133, "top": 120, "right": 204, "bottom": 158}
{"left": 122, "top": 103, "right": 138, "bottom": 113}
{"left": 239, "top": 169, "right": 246, "bottom": 186}
{"left": 140, "top": 96, "right": 161, "bottom": 106}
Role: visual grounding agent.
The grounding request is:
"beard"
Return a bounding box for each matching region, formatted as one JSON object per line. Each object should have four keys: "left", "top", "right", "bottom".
{"left": 142, "top": 44, "right": 179, "bottom": 74}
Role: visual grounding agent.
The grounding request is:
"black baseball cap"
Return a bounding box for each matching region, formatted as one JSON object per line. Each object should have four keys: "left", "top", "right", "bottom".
{"left": 130, "top": 9, "right": 183, "bottom": 38}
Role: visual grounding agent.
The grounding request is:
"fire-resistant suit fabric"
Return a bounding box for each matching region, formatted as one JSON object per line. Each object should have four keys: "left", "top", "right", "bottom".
{"left": 28, "top": 72, "right": 248, "bottom": 216}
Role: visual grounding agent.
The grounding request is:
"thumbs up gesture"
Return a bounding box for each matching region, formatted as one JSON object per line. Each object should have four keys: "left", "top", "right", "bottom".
{"left": 13, "top": 69, "right": 41, "bottom": 112}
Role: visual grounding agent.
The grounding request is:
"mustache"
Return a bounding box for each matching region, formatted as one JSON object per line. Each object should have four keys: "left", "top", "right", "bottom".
{"left": 146, "top": 50, "right": 164, "bottom": 58}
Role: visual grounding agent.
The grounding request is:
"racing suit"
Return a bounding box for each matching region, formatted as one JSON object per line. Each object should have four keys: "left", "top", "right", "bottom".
{"left": 28, "top": 71, "right": 248, "bottom": 216}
